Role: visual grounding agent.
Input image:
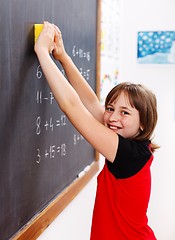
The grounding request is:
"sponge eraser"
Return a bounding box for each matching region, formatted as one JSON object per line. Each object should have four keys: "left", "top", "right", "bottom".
{"left": 34, "top": 24, "right": 44, "bottom": 43}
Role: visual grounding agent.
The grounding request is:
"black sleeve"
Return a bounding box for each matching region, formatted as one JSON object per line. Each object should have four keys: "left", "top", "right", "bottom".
{"left": 107, "top": 135, "right": 152, "bottom": 179}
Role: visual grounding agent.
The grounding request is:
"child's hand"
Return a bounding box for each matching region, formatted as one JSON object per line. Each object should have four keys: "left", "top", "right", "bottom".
{"left": 34, "top": 21, "right": 55, "bottom": 55}
{"left": 52, "top": 24, "right": 68, "bottom": 63}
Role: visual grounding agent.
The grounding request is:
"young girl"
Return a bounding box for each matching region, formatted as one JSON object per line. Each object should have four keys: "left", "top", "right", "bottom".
{"left": 34, "top": 21, "right": 158, "bottom": 240}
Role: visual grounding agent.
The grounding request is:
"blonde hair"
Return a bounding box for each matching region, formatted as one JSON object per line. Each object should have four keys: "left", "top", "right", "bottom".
{"left": 105, "top": 82, "right": 159, "bottom": 152}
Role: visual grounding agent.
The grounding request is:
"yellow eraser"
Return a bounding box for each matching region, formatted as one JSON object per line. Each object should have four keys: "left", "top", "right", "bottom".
{"left": 34, "top": 24, "right": 44, "bottom": 43}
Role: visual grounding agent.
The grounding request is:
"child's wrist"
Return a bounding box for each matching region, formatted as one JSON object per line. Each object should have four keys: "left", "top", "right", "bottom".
{"left": 35, "top": 47, "right": 50, "bottom": 58}
{"left": 59, "top": 53, "right": 70, "bottom": 64}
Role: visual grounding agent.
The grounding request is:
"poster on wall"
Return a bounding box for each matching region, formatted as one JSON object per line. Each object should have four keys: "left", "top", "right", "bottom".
{"left": 137, "top": 31, "right": 175, "bottom": 64}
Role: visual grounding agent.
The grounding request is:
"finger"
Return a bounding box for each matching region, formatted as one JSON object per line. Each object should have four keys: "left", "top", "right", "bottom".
{"left": 46, "top": 22, "right": 55, "bottom": 41}
{"left": 53, "top": 25, "right": 62, "bottom": 39}
{"left": 53, "top": 24, "right": 61, "bottom": 34}
{"left": 44, "top": 21, "right": 49, "bottom": 30}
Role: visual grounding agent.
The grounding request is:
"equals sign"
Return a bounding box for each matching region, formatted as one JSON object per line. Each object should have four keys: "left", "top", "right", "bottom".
{"left": 56, "top": 120, "right": 60, "bottom": 126}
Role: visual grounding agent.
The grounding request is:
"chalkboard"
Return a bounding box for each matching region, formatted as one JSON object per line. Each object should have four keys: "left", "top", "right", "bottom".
{"left": 0, "top": 0, "right": 101, "bottom": 239}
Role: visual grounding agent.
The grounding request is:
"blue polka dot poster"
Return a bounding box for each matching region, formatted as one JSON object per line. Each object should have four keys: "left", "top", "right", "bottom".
{"left": 137, "top": 31, "right": 175, "bottom": 64}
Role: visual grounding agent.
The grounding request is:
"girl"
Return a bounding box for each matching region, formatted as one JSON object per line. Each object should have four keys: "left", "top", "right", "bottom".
{"left": 34, "top": 21, "right": 158, "bottom": 240}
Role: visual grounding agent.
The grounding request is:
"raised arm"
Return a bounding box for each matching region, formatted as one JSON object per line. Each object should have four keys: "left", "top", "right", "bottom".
{"left": 34, "top": 22, "right": 118, "bottom": 163}
{"left": 52, "top": 24, "right": 104, "bottom": 123}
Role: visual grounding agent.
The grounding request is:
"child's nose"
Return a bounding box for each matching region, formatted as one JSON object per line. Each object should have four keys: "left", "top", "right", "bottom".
{"left": 109, "top": 111, "right": 120, "bottom": 121}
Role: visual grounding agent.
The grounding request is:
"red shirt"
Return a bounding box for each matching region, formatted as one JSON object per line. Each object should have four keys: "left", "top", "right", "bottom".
{"left": 90, "top": 135, "right": 156, "bottom": 240}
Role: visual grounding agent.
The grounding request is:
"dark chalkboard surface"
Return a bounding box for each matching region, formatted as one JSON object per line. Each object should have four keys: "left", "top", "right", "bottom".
{"left": 0, "top": 1, "right": 100, "bottom": 239}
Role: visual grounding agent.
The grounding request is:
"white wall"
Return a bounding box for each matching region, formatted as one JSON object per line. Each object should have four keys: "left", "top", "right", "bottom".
{"left": 38, "top": 1, "right": 175, "bottom": 239}
{"left": 119, "top": 0, "right": 175, "bottom": 239}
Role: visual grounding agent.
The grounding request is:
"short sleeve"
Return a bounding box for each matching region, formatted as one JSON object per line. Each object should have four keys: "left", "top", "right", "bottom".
{"left": 107, "top": 135, "right": 152, "bottom": 179}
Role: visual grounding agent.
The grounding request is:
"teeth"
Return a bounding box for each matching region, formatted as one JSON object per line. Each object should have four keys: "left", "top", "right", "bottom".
{"left": 109, "top": 125, "right": 117, "bottom": 129}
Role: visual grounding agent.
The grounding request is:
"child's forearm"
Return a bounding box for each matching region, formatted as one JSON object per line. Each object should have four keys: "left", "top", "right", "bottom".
{"left": 60, "top": 54, "right": 96, "bottom": 101}
{"left": 36, "top": 50, "right": 81, "bottom": 113}
{"left": 59, "top": 54, "right": 104, "bottom": 122}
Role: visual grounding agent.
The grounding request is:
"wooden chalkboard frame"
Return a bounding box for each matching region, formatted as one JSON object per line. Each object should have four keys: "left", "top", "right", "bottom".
{"left": 11, "top": 1, "right": 101, "bottom": 239}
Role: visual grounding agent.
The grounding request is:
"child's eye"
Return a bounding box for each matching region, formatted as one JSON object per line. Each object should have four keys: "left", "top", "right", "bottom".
{"left": 121, "top": 111, "right": 129, "bottom": 115}
{"left": 106, "top": 106, "right": 114, "bottom": 112}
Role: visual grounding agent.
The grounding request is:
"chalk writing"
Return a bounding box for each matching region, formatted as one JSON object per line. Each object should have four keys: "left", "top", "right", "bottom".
{"left": 74, "top": 133, "right": 84, "bottom": 145}
{"left": 36, "top": 65, "right": 42, "bottom": 79}
{"left": 36, "top": 116, "right": 41, "bottom": 135}
{"left": 72, "top": 45, "right": 91, "bottom": 61}
{"left": 72, "top": 45, "right": 91, "bottom": 81}
{"left": 36, "top": 91, "right": 55, "bottom": 104}
{"left": 36, "top": 115, "right": 66, "bottom": 135}
{"left": 34, "top": 42, "right": 92, "bottom": 165}
{"left": 36, "top": 143, "right": 66, "bottom": 163}
{"left": 79, "top": 68, "right": 90, "bottom": 81}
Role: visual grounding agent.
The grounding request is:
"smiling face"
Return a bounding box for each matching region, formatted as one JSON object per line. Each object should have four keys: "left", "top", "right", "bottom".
{"left": 103, "top": 92, "right": 141, "bottom": 139}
